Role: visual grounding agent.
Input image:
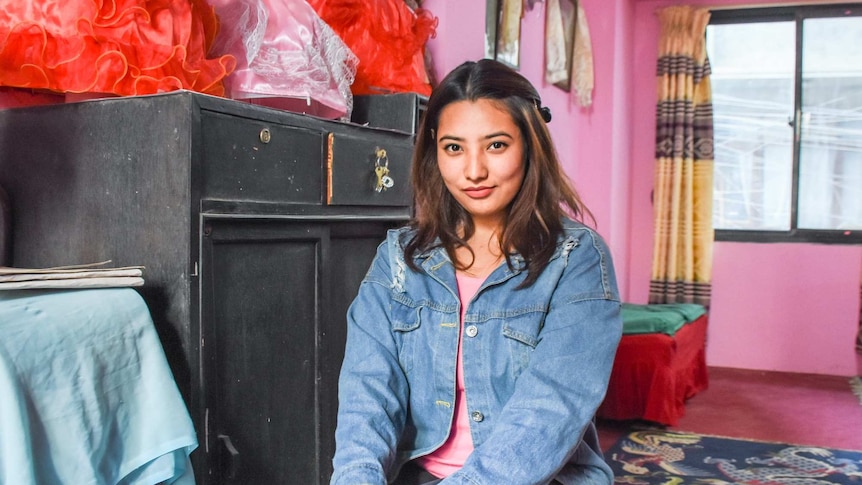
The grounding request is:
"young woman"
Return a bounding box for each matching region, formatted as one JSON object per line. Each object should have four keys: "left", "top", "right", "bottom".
{"left": 331, "top": 59, "right": 622, "bottom": 485}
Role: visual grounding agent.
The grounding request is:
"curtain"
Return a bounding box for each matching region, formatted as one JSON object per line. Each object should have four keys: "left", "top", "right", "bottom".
{"left": 649, "top": 6, "right": 714, "bottom": 307}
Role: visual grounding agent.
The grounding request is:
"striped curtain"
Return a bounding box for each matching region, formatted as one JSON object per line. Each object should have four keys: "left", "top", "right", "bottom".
{"left": 649, "top": 6, "right": 714, "bottom": 307}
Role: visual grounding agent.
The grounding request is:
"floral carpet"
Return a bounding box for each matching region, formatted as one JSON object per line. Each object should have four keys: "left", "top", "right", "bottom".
{"left": 605, "top": 429, "right": 862, "bottom": 484}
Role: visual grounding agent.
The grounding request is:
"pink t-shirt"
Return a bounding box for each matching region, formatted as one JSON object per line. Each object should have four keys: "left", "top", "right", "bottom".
{"left": 415, "top": 272, "right": 484, "bottom": 478}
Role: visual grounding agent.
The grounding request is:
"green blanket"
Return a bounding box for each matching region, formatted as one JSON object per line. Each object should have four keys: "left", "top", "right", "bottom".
{"left": 621, "top": 303, "right": 706, "bottom": 336}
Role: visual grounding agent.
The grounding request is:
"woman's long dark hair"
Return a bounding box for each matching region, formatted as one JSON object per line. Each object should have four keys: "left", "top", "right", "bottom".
{"left": 404, "top": 59, "right": 592, "bottom": 287}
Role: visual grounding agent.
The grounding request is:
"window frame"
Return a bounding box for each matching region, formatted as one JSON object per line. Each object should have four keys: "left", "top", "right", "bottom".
{"left": 709, "top": 4, "right": 862, "bottom": 245}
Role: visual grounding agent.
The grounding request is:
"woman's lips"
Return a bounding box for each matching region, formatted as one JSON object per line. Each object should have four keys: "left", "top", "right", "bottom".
{"left": 464, "top": 187, "right": 493, "bottom": 199}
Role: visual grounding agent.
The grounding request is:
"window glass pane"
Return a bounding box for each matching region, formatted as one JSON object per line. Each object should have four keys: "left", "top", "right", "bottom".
{"left": 799, "top": 16, "right": 862, "bottom": 230}
{"left": 707, "top": 22, "right": 796, "bottom": 230}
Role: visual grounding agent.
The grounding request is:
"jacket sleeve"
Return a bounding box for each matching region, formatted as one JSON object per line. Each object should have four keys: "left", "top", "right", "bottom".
{"left": 442, "top": 231, "right": 623, "bottom": 485}
{"left": 330, "top": 239, "right": 409, "bottom": 485}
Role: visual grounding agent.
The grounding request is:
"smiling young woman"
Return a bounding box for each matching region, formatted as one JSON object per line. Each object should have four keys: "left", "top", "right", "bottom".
{"left": 330, "top": 59, "right": 623, "bottom": 485}
{"left": 435, "top": 97, "right": 526, "bottom": 277}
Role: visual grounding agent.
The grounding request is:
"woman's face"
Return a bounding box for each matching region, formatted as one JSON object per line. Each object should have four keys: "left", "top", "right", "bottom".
{"left": 435, "top": 99, "right": 526, "bottom": 228}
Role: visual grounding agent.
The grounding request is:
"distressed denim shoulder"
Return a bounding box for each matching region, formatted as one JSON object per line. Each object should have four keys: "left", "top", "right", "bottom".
{"left": 332, "top": 218, "right": 623, "bottom": 485}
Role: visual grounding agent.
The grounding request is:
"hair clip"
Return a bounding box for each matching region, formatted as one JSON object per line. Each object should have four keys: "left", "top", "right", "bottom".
{"left": 534, "top": 100, "right": 552, "bottom": 123}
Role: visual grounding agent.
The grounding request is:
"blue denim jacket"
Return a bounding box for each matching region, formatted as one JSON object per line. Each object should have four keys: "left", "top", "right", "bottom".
{"left": 331, "top": 219, "right": 622, "bottom": 485}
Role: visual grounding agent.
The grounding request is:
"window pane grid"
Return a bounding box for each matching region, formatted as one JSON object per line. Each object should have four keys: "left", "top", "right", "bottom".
{"left": 799, "top": 16, "right": 862, "bottom": 231}
{"left": 707, "top": 8, "right": 862, "bottom": 241}
{"left": 708, "top": 21, "right": 795, "bottom": 231}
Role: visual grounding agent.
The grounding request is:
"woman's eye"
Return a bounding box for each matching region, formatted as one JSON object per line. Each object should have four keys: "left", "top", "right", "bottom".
{"left": 443, "top": 144, "right": 462, "bottom": 153}
{"left": 489, "top": 141, "right": 507, "bottom": 150}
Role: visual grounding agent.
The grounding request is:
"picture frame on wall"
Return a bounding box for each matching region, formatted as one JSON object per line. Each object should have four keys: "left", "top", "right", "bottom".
{"left": 485, "top": 0, "right": 523, "bottom": 70}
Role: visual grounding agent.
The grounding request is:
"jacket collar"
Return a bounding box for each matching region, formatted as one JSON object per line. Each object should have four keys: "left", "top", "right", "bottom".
{"left": 405, "top": 219, "right": 583, "bottom": 278}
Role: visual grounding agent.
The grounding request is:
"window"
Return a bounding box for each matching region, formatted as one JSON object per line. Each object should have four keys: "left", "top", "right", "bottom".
{"left": 707, "top": 5, "right": 862, "bottom": 243}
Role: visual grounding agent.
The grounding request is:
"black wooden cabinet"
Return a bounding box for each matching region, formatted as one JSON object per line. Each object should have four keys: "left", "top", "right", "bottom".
{"left": 0, "top": 92, "right": 414, "bottom": 484}
{"left": 200, "top": 217, "right": 396, "bottom": 483}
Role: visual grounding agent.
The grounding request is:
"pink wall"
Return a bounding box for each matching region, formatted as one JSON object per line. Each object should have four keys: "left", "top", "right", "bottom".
{"left": 422, "top": 0, "right": 862, "bottom": 376}
{"left": 709, "top": 243, "right": 862, "bottom": 375}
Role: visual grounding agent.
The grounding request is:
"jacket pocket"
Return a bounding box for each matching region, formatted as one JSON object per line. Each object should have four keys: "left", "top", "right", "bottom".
{"left": 390, "top": 301, "right": 421, "bottom": 374}
{"left": 501, "top": 311, "right": 545, "bottom": 377}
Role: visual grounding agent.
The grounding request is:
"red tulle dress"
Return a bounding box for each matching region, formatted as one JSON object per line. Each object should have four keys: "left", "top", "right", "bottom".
{"left": 306, "top": 0, "right": 437, "bottom": 96}
{"left": 0, "top": 0, "right": 235, "bottom": 97}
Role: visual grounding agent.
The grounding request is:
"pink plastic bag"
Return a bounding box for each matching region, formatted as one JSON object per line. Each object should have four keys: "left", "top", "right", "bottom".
{"left": 209, "top": 0, "right": 358, "bottom": 119}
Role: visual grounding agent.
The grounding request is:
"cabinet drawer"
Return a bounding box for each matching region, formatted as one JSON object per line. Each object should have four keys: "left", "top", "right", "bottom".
{"left": 327, "top": 129, "right": 414, "bottom": 206}
{"left": 200, "top": 111, "right": 325, "bottom": 204}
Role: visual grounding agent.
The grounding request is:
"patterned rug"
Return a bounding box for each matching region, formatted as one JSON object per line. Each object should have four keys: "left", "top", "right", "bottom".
{"left": 606, "top": 429, "right": 862, "bottom": 484}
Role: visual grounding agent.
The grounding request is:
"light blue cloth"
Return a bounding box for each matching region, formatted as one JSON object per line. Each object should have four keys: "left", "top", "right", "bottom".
{"left": 0, "top": 288, "right": 197, "bottom": 485}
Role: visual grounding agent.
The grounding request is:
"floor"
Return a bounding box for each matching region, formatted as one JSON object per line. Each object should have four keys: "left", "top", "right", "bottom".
{"left": 597, "top": 366, "right": 862, "bottom": 452}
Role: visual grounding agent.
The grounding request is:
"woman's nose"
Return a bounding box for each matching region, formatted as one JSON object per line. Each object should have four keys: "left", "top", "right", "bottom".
{"left": 464, "top": 152, "right": 488, "bottom": 181}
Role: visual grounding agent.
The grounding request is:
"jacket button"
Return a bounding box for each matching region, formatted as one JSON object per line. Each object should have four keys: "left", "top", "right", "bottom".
{"left": 465, "top": 325, "right": 478, "bottom": 337}
{"left": 471, "top": 411, "right": 484, "bottom": 422}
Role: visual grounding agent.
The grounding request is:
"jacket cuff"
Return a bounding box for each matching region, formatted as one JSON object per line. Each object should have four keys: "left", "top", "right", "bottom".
{"left": 330, "top": 463, "right": 386, "bottom": 485}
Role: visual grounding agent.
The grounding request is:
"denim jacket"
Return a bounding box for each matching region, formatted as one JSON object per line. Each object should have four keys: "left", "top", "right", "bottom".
{"left": 331, "top": 219, "right": 622, "bottom": 485}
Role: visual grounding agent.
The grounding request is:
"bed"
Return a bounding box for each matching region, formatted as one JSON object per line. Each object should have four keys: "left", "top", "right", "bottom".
{"left": 0, "top": 287, "right": 197, "bottom": 484}
{"left": 597, "top": 303, "right": 709, "bottom": 426}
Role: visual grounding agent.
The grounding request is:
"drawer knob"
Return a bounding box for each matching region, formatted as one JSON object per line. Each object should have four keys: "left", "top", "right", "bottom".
{"left": 374, "top": 148, "right": 394, "bottom": 192}
{"left": 259, "top": 128, "right": 271, "bottom": 144}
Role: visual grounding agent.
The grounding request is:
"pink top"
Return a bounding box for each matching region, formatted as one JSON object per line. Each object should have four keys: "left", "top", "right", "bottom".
{"left": 415, "top": 272, "right": 484, "bottom": 478}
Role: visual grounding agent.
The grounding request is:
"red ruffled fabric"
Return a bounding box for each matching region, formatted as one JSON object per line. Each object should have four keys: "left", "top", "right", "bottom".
{"left": 307, "top": 0, "right": 436, "bottom": 96}
{"left": 0, "top": 0, "right": 236, "bottom": 97}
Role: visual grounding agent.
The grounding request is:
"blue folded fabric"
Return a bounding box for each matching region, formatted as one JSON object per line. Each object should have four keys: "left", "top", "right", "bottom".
{"left": 620, "top": 303, "right": 707, "bottom": 336}
{"left": 0, "top": 288, "right": 197, "bottom": 485}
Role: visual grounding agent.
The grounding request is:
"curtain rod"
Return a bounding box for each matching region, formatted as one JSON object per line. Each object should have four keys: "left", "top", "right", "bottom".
{"left": 653, "top": 1, "right": 861, "bottom": 12}
{"left": 704, "top": 1, "right": 861, "bottom": 11}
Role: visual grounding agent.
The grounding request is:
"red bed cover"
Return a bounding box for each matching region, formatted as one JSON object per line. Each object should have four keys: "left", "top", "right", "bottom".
{"left": 597, "top": 314, "right": 708, "bottom": 426}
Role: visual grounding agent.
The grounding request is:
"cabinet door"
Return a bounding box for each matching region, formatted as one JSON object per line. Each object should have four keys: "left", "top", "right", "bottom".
{"left": 199, "top": 216, "right": 399, "bottom": 484}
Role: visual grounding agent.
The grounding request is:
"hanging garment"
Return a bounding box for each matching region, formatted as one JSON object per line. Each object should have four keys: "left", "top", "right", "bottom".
{"left": 543, "top": 0, "right": 593, "bottom": 107}
{"left": 209, "top": 0, "right": 358, "bottom": 120}
{"left": 544, "top": 0, "right": 575, "bottom": 89}
{"left": 571, "top": 1, "right": 594, "bottom": 107}
{"left": 0, "top": 0, "right": 234, "bottom": 97}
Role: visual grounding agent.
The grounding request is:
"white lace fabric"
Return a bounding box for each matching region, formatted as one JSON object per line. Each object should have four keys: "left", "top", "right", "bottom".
{"left": 210, "top": 0, "right": 358, "bottom": 120}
